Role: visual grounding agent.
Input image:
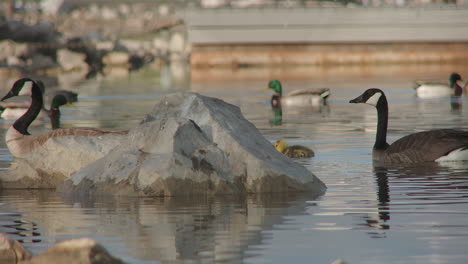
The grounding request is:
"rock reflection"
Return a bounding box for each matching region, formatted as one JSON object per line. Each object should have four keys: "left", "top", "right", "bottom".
{"left": 1, "top": 190, "right": 320, "bottom": 263}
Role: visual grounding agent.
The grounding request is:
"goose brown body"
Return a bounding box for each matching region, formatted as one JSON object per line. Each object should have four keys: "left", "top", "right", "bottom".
{"left": 5, "top": 126, "right": 127, "bottom": 158}
{"left": 374, "top": 129, "right": 468, "bottom": 163}
{"left": 350, "top": 88, "right": 468, "bottom": 163}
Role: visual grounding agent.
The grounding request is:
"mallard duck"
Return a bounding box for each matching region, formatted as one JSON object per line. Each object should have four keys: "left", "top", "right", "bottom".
{"left": 265, "top": 80, "right": 330, "bottom": 108}
{"left": 350, "top": 88, "right": 468, "bottom": 163}
{"left": 414, "top": 72, "right": 465, "bottom": 98}
{"left": 1, "top": 78, "right": 127, "bottom": 158}
{"left": 274, "top": 139, "right": 314, "bottom": 158}
{"left": 48, "top": 94, "right": 74, "bottom": 129}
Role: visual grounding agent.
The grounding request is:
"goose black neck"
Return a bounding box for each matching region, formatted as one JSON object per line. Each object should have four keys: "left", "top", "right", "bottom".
{"left": 374, "top": 94, "right": 389, "bottom": 150}
{"left": 12, "top": 82, "right": 43, "bottom": 135}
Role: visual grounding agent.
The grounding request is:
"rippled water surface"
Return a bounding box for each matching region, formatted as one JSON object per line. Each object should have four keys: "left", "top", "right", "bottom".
{"left": 1, "top": 64, "right": 468, "bottom": 263}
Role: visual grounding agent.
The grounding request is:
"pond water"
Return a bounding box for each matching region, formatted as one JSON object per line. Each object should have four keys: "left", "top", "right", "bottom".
{"left": 1, "top": 63, "right": 468, "bottom": 264}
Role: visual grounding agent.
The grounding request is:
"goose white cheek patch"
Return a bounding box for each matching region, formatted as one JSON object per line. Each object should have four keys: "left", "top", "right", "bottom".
{"left": 365, "top": 92, "right": 381, "bottom": 106}
{"left": 18, "top": 81, "right": 34, "bottom": 96}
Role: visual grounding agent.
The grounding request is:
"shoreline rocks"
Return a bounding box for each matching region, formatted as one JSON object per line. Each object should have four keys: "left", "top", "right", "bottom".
{"left": 0, "top": 3, "right": 187, "bottom": 76}
{"left": 0, "top": 233, "right": 123, "bottom": 264}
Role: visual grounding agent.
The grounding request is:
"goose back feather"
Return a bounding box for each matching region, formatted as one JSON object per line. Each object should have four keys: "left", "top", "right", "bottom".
{"left": 376, "top": 129, "right": 468, "bottom": 163}
{"left": 6, "top": 126, "right": 127, "bottom": 158}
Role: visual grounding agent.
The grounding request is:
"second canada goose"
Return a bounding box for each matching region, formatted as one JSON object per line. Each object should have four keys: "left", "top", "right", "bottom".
{"left": 414, "top": 72, "right": 465, "bottom": 98}
{"left": 274, "top": 139, "right": 315, "bottom": 158}
{"left": 350, "top": 88, "right": 468, "bottom": 163}
{"left": 1, "top": 78, "right": 127, "bottom": 158}
{"left": 265, "top": 80, "right": 330, "bottom": 108}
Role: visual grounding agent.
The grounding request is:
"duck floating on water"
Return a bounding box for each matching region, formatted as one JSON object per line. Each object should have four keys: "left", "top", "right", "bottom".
{"left": 265, "top": 80, "right": 330, "bottom": 108}
{"left": 274, "top": 139, "right": 314, "bottom": 158}
{"left": 48, "top": 94, "right": 74, "bottom": 129}
{"left": 1, "top": 78, "right": 127, "bottom": 158}
{"left": 350, "top": 88, "right": 468, "bottom": 163}
{"left": 414, "top": 72, "right": 466, "bottom": 98}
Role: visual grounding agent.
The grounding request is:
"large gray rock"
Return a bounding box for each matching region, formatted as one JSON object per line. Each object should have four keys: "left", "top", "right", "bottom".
{"left": 60, "top": 92, "right": 326, "bottom": 196}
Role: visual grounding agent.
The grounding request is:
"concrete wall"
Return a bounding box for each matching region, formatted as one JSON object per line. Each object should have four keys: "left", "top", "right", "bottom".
{"left": 184, "top": 7, "right": 468, "bottom": 44}
{"left": 184, "top": 7, "right": 468, "bottom": 66}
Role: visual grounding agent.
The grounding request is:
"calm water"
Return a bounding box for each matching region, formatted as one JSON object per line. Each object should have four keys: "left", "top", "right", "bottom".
{"left": 1, "top": 64, "right": 468, "bottom": 264}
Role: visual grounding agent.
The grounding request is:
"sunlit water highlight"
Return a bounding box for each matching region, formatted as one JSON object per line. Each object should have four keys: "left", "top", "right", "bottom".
{"left": 1, "top": 64, "right": 468, "bottom": 263}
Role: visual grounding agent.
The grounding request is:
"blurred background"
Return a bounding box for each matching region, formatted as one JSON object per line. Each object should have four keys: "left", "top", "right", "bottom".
{"left": 2, "top": 1, "right": 468, "bottom": 264}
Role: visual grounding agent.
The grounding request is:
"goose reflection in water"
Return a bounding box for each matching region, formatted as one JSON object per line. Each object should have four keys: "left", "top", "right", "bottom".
{"left": 367, "top": 162, "right": 468, "bottom": 238}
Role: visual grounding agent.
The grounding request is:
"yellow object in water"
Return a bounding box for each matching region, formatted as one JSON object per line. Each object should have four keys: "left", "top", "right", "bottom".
{"left": 274, "top": 139, "right": 314, "bottom": 158}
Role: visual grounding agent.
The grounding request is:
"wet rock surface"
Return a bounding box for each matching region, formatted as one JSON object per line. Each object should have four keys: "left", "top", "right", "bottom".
{"left": 59, "top": 92, "right": 326, "bottom": 197}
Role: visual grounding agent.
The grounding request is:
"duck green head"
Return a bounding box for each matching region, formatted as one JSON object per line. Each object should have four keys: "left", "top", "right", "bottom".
{"left": 50, "top": 94, "right": 72, "bottom": 110}
{"left": 266, "top": 80, "right": 283, "bottom": 95}
{"left": 449, "top": 73, "right": 462, "bottom": 87}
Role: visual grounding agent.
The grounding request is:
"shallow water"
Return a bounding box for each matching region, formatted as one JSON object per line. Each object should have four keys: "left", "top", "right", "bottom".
{"left": 1, "top": 64, "right": 468, "bottom": 263}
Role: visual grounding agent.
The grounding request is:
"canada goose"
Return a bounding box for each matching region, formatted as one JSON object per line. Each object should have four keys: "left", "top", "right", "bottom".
{"left": 265, "top": 80, "right": 330, "bottom": 108}
{"left": 1, "top": 78, "right": 127, "bottom": 158}
{"left": 414, "top": 72, "right": 465, "bottom": 98}
{"left": 274, "top": 139, "right": 314, "bottom": 158}
{"left": 350, "top": 88, "right": 468, "bottom": 163}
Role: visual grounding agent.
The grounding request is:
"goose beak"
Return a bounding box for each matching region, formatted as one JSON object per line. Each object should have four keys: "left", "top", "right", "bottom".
{"left": 1, "top": 92, "right": 14, "bottom": 101}
{"left": 349, "top": 95, "right": 364, "bottom": 104}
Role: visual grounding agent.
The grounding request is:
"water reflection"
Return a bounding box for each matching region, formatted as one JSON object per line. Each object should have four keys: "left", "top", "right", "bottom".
{"left": 450, "top": 96, "right": 463, "bottom": 114}
{"left": 270, "top": 107, "right": 283, "bottom": 126}
{"left": 1, "top": 63, "right": 468, "bottom": 263}
{"left": 1, "top": 190, "right": 321, "bottom": 263}
{"left": 369, "top": 162, "right": 468, "bottom": 238}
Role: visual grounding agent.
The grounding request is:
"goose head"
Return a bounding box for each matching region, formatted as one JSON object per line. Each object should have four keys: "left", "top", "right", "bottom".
{"left": 266, "top": 80, "right": 283, "bottom": 96}
{"left": 349, "top": 88, "right": 385, "bottom": 107}
{"left": 1, "top": 78, "right": 36, "bottom": 101}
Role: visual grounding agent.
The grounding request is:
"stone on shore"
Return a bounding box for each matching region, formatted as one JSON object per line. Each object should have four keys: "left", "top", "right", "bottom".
{"left": 0, "top": 233, "right": 123, "bottom": 264}
{"left": 0, "top": 233, "right": 32, "bottom": 263}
